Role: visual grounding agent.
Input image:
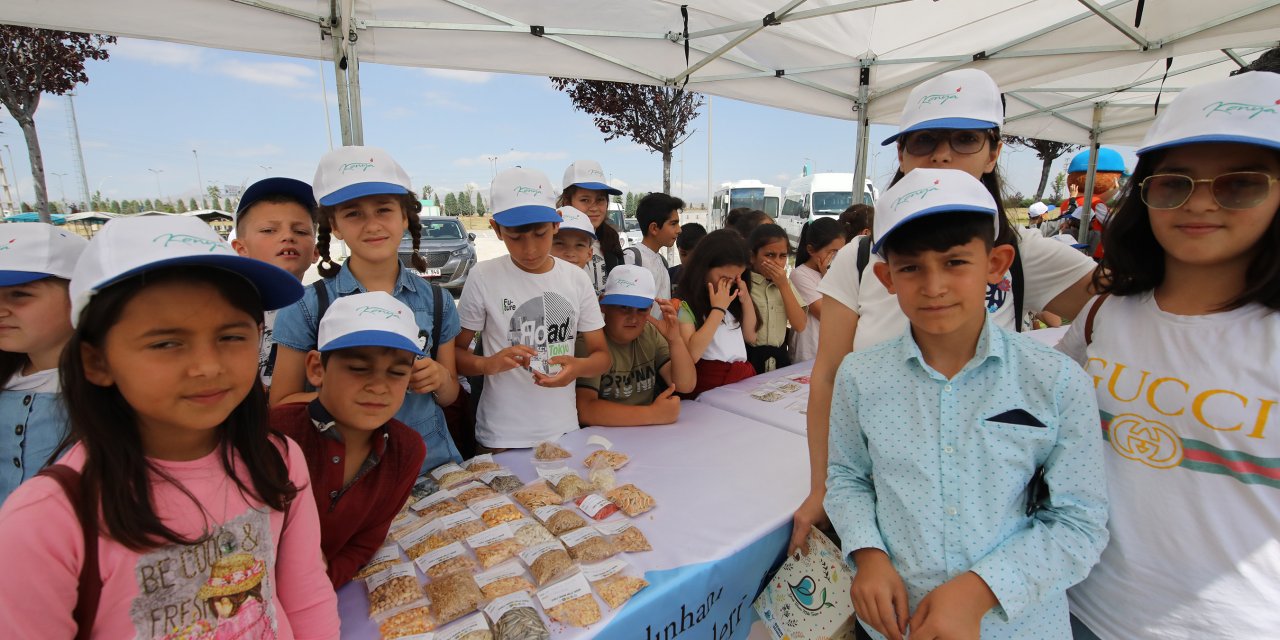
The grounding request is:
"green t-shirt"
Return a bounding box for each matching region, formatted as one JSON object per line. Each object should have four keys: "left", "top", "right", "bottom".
{"left": 576, "top": 324, "right": 671, "bottom": 406}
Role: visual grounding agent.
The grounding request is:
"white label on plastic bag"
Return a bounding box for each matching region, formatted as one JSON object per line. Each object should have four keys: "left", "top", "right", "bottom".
{"left": 450, "top": 480, "right": 488, "bottom": 495}
{"left": 436, "top": 508, "right": 481, "bottom": 530}
{"left": 478, "top": 469, "right": 513, "bottom": 484}
{"left": 536, "top": 571, "right": 593, "bottom": 609}
{"left": 436, "top": 613, "right": 488, "bottom": 640}
{"left": 580, "top": 557, "right": 629, "bottom": 583}
{"left": 395, "top": 635, "right": 434, "bottom": 640}
{"left": 558, "top": 525, "right": 602, "bottom": 548}
{"left": 398, "top": 520, "right": 441, "bottom": 551}
{"left": 414, "top": 541, "right": 466, "bottom": 574}
{"left": 365, "top": 562, "right": 416, "bottom": 593}
{"left": 533, "top": 505, "right": 567, "bottom": 522}
{"left": 596, "top": 520, "right": 636, "bottom": 536}
{"left": 576, "top": 494, "right": 615, "bottom": 519}
{"left": 517, "top": 540, "right": 565, "bottom": 565}
{"left": 586, "top": 435, "right": 614, "bottom": 450}
{"left": 465, "top": 523, "right": 512, "bottom": 548}
{"left": 484, "top": 590, "right": 538, "bottom": 620}
{"left": 366, "top": 543, "right": 401, "bottom": 567}
{"left": 465, "top": 453, "right": 494, "bottom": 467}
{"left": 410, "top": 489, "right": 454, "bottom": 511}
{"left": 469, "top": 495, "right": 515, "bottom": 514}
{"left": 536, "top": 465, "right": 574, "bottom": 484}
{"left": 474, "top": 560, "right": 526, "bottom": 589}
{"left": 429, "top": 462, "right": 466, "bottom": 481}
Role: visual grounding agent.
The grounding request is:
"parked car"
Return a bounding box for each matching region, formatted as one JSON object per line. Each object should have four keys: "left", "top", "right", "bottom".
{"left": 398, "top": 216, "right": 476, "bottom": 291}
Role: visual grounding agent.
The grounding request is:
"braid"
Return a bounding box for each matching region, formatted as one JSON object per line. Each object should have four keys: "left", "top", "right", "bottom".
{"left": 315, "top": 206, "right": 340, "bottom": 278}
{"left": 406, "top": 206, "right": 427, "bottom": 272}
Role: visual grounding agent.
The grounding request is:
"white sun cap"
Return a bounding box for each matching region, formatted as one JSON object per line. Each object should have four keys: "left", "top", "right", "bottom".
{"left": 562, "top": 159, "right": 622, "bottom": 195}
{"left": 600, "top": 265, "right": 656, "bottom": 309}
{"left": 69, "top": 216, "right": 303, "bottom": 327}
{"left": 556, "top": 206, "right": 597, "bottom": 238}
{"left": 1137, "top": 72, "right": 1280, "bottom": 156}
{"left": 883, "top": 69, "right": 1003, "bottom": 146}
{"left": 0, "top": 222, "right": 88, "bottom": 286}
{"left": 317, "top": 291, "right": 424, "bottom": 356}
{"left": 873, "top": 168, "right": 998, "bottom": 254}
{"left": 490, "top": 167, "right": 561, "bottom": 227}
{"left": 312, "top": 146, "right": 413, "bottom": 207}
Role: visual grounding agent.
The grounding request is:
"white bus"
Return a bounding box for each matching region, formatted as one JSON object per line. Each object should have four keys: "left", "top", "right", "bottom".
{"left": 710, "top": 180, "right": 781, "bottom": 230}
{"left": 778, "top": 173, "right": 878, "bottom": 246}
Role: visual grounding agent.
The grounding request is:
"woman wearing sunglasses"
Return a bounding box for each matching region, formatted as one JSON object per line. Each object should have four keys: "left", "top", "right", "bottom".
{"left": 1059, "top": 72, "right": 1280, "bottom": 640}
{"left": 790, "top": 69, "right": 1099, "bottom": 558}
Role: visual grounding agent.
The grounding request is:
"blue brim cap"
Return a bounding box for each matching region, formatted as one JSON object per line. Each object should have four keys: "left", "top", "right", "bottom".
{"left": 320, "top": 329, "right": 425, "bottom": 356}
{"left": 882, "top": 117, "right": 999, "bottom": 145}
{"left": 97, "top": 255, "right": 304, "bottom": 312}
{"left": 569, "top": 181, "right": 623, "bottom": 196}
{"left": 0, "top": 271, "right": 54, "bottom": 287}
{"left": 1137, "top": 133, "right": 1280, "bottom": 157}
{"left": 872, "top": 204, "right": 996, "bottom": 253}
{"left": 238, "top": 177, "right": 316, "bottom": 217}
{"left": 493, "top": 205, "right": 563, "bottom": 227}
{"left": 318, "top": 182, "right": 412, "bottom": 207}
{"left": 600, "top": 293, "right": 654, "bottom": 309}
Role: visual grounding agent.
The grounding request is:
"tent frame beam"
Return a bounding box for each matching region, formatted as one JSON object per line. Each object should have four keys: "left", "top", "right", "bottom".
{"left": 684, "top": 0, "right": 907, "bottom": 40}
{"left": 1005, "top": 92, "right": 1093, "bottom": 132}
{"left": 1076, "top": 0, "right": 1152, "bottom": 50}
{"left": 670, "top": 0, "right": 810, "bottom": 85}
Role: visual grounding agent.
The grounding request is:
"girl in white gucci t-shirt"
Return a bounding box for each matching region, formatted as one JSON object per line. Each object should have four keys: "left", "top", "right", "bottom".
{"left": 1059, "top": 72, "right": 1280, "bottom": 640}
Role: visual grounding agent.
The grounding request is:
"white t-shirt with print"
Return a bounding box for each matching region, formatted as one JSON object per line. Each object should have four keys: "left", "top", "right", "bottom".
{"left": 819, "top": 228, "right": 1096, "bottom": 350}
{"left": 1058, "top": 293, "right": 1280, "bottom": 639}
{"left": 788, "top": 263, "right": 823, "bottom": 362}
{"left": 459, "top": 256, "right": 605, "bottom": 448}
{"left": 623, "top": 243, "right": 671, "bottom": 319}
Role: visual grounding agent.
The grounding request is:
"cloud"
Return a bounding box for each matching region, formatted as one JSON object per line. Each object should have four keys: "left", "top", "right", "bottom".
{"left": 422, "top": 91, "right": 475, "bottom": 113}
{"left": 609, "top": 178, "right": 630, "bottom": 190}
{"left": 216, "top": 61, "right": 316, "bottom": 89}
{"left": 453, "top": 149, "right": 568, "bottom": 167}
{"left": 774, "top": 173, "right": 791, "bottom": 183}
{"left": 111, "top": 38, "right": 204, "bottom": 68}
{"left": 382, "top": 106, "right": 415, "bottom": 120}
{"left": 422, "top": 69, "right": 495, "bottom": 84}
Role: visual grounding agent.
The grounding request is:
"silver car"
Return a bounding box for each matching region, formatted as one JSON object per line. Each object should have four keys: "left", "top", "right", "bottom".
{"left": 398, "top": 216, "right": 477, "bottom": 291}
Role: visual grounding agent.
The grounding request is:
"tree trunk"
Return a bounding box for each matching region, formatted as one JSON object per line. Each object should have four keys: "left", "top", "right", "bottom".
{"left": 662, "top": 149, "right": 672, "bottom": 194}
{"left": 1035, "top": 156, "right": 1053, "bottom": 201}
{"left": 17, "top": 113, "right": 51, "bottom": 223}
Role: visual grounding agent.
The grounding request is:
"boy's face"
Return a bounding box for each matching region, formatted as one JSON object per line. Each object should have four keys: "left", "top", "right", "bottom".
{"left": 330, "top": 195, "right": 408, "bottom": 263}
{"left": 873, "top": 237, "right": 1014, "bottom": 339}
{"left": 491, "top": 220, "right": 557, "bottom": 273}
{"left": 602, "top": 303, "right": 651, "bottom": 344}
{"left": 648, "top": 211, "right": 682, "bottom": 248}
{"left": 232, "top": 201, "right": 317, "bottom": 280}
{"left": 307, "top": 346, "right": 414, "bottom": 433}
{"left": 550, "top": 229, "right": 594, "bottom": 269}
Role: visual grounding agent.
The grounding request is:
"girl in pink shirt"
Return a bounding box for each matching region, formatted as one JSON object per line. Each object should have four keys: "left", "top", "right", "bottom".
{"left": 0, "top": 216, "right": 338, "bottom": 639}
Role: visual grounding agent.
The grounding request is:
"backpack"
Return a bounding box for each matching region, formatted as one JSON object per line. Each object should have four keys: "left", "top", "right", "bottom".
{"left": 854, "top": 234, "right": 1027, "bottom": 332}
{"left": 625, "top": 246, "right": 670, "bottom": 270}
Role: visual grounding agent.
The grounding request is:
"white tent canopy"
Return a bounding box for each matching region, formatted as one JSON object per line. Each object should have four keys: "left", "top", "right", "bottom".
{"left": 4, "top": 0, "right": 1278, "bottom": 201}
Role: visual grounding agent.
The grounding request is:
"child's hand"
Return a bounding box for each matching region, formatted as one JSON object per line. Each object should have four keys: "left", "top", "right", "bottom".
{"left": 707, "top": 278, "right": 734, "bottom": 309}
{"left": 650, "top": 384, "right": 681, "bottom": 423}
{"left": 759, "top": 260, "right": 786, "bottom": 283}
{"left": 532, "top": 355, "right": 578, "bottom": 388}
{"left": 648, "top": 299, "right": 682, "bottom": 340}
{"left": 734, "top": 276, "right": 751, "bottom": 304}
{"left": 818, "top": 250, "right": 837, "bottom": 275}
{"left": 906, "top": 572, "right": 996, "bottom": 640}
{"left": 850, "top": 548, "right": 909, "bottom": 640}
{"left": 408, "top": 357, "right": 448, "bottom": 394}
{"left": 486, "top": 345, "right": 537, "bottom": 375}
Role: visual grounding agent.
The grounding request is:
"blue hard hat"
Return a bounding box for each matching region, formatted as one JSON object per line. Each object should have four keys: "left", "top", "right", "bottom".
{"left": 1068, "top": 148, "right": 1129, "bottom": 175}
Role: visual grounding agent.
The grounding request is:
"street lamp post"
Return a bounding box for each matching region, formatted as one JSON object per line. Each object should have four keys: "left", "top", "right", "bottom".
{"left": 51, "top": 172, "right": 68, "bottom": 211}
{"left": 3, "top": 145, "right": 21, "bottom": 207}
{"left": 193, "top": 150, "right": 204, "bottom": 204}
{"left": 148, "top": 168, "right": 164, "bottom": 205}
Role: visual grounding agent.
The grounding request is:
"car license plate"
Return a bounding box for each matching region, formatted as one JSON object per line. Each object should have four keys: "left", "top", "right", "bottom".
{"left": 424, "top": 268, "right": 442, "bottom": 277}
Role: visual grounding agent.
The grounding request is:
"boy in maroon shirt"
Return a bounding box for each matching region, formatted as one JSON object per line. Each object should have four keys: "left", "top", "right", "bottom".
{"left": 271, "top": 291, "right": 426, "bottom": 587}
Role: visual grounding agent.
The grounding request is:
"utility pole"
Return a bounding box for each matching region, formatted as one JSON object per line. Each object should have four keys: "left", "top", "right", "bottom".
{"left": 0, "top": 150, "right": 14, "bottom": 214}
{"left": 51, "top": 172, "right": 68, "bottom": 211}
{"left": 3, "top": 145, "right": 21, "bottom": 209}
{"left": 148, "top": 168, "right": 164, "bottom": 204}
{"left": 193, "top": 150, "right": 204, "bottom": 205}
{"left": 66, "top": 94, "right": 91, "bottom": 211}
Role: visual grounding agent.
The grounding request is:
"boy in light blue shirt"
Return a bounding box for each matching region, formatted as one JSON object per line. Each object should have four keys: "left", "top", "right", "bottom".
{"left": 824, "top": 169, "right": 1108, "bottom": 640}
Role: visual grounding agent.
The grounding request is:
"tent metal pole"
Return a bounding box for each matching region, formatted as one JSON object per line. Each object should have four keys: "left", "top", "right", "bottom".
{"left": 1076, "top": 0, "right": 1152, "bottom": 49}
{"left": 345, "top": 0, "right": 365, "bottom": 145}
{"left": 1005, "top": 92, "right": 1093, "bottom": 132}
{"left": 684, "top": 0, "right": 907, "bottom": 39}
{"left": 330, "top": 35, "right": 353, "bottom": 145}
{"left": 671, "top": 0, "right": 809, "bottom": 85}
{"left": 1078, "top": 103, "right": 1104, "bottom": 246}
{"left": 852, "top": 63, "right": 872, "bottom": 203}
{"left": 706, "top": 97, "right": 714, "bottom": 228}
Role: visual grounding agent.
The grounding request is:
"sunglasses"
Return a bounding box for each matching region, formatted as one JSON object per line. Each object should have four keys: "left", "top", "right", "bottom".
{"left": 900, "top": 129, "right": 994, "bottom": 156}
{"left": 1139, "top": 172, "right": 1279, "bottom": 210}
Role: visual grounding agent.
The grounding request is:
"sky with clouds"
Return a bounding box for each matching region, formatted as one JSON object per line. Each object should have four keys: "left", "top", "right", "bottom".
{"left": 0, "top": 37, "right": 1128, "bottom": 210}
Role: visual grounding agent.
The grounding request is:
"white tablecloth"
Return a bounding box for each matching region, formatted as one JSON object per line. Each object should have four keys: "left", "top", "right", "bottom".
{"left": 337, "top": 400, "right": 809, "bottom": 639}
{"left": 695, "top": 361, "right": 813, "bottom": 435}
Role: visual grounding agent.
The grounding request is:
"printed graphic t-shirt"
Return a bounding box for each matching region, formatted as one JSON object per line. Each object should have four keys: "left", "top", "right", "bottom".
{"left": 576, "top": 324, "right": 671, "bottom": 407}
{"left": 258, "top": 309, "right": 278, "bottom": 389}
{"left": 0, "top": 440, "right": 339, "bottom": 639}
{"left": 1058, "top": 293, "right": 1280, "bottom": 639}
{"left": 459, "top": 256, "right": 605, "bottom": 448}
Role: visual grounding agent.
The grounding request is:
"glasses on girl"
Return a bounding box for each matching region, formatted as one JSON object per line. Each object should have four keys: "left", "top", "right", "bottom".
{"left": 900, "top": 129, "right": 992, "bottom": 156}
{"left": 1140, "top": 172, "right": 1279, "bottom": 210}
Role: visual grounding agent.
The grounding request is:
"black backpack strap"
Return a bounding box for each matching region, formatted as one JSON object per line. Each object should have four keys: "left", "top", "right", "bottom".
{"left": 38, "top": 464, "right": 100, "bottom": 640}
{"left": 1084, "top": 293, "right": 1111, "bottom": 347}
{"left": 304, "top": 280, "right": 333, "bottom": 393}
{"left": 855, "top": 234, "right": 871, "bottom": 279}
{"left": 1011, "top": 242, "right": 1025, "bottom": 332}
{"left": 625, "top": 246, "right": 642, "bottom": 267}
{"left": 430, "top": 283, "right": 443, "bottom": 361}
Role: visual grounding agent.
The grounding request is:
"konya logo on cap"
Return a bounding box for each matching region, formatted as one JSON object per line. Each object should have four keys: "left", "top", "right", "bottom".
{"left": 0, "top": 238, "right": 13, "bottom": 251}
{"left": 356, "top": 305, "right": 402, "bottom": 320}
{"left": 341, "top": 158, "right": 376, "bottom": 173}
{"left": 153, "top": 232, "right": 221, "bottom": 253}
{"left": 892, "top": 178, "right": 943, "bottom": 210}
{"left": 920, "top": 85, "right": 962, "bottom": 106}
{"left": 1203, "top": 99, "right": 1279, "bottom": 120}
{"left": 613, "top": 276, "right": 639, "bottom": 290}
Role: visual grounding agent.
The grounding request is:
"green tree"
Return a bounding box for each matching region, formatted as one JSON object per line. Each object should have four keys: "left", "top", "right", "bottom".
{"left": 443, "top": 192, "right": 457, "bottom": 217}
{"left": 475, "top": 193, "right": 486, "bottom": 217}
{"left": 1050, "top": 171, "right": 1067, "bottom": 203}
{"left": 624, "top": 192, "right": 635, "bottom": 217}
{"left": 457, "top": 190, "right": 473, "bottom": 216}
{"left": 0, "top": 26, "right": 115, "bottom": 222}
{"left": 90, "top": 189, "right": 105, "bottom": 210}
{"left": 1002, "top": 136, "right": 1083, "bottom": 201}
{"left": 109, "top": 199, "right": 120, "bottom": 214}
{"left": 174, "top": 198, "right": 187, "bottom": 213}
{"left": 188, "top": 197, "right": 198, "bottom": 211}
